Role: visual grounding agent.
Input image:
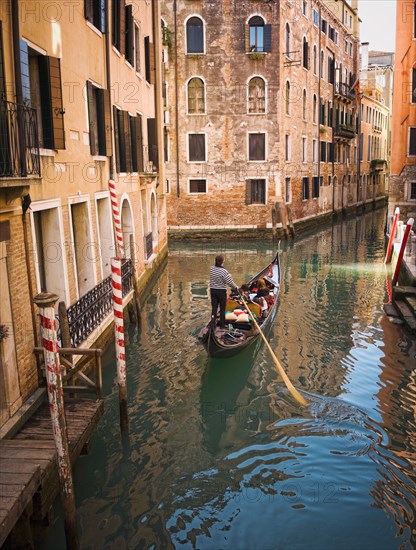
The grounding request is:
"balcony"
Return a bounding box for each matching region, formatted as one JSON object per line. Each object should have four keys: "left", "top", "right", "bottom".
{"left": 372, "top": 124, "right": 382, "bottom": 134}
{"left": 0, "top": 98, "right": 41, "bottom": 182}
{"left": 334, "top": 82, "right": 356, "bottom": 102}
{"left": 334, "top": 124, "right": 356, "bottom": 140}
{"left": 370, "top": 159, "right": 387, "bottom": 172}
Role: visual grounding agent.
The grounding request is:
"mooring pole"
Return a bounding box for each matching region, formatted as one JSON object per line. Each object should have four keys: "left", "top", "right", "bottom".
{"left": 392, "top": 218, "right": 414, "bottom": 286}
{"left": 384, "top": 207, "right": 400, "bottom": 264}
{"left": 33, "top": 293, "right": 79, "bottom": 550}
{"left": 111, "top": 258, "right": 129, "bottom": 431}
{"left": 129, "top": 234, "right": 142, "bottom": 324}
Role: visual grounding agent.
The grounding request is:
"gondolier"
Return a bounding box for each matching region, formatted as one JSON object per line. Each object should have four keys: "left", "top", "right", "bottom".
{"left": 209, "top": 255, "right": 239, "bottom": 329}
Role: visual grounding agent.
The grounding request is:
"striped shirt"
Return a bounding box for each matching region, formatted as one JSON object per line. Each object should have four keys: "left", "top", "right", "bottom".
{"left": 209, "top": 265, "right": 237, "bottom": 291}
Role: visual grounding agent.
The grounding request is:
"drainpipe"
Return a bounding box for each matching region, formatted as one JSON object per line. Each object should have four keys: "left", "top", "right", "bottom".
{"left": 173, "top": 0, "right": 180, "bottom": 197}
{"left": 105, "top": 0, "right": 115, "bottom": 181}
{"left": 318, "top": 6, "right": 321, "bottom": 203}
{"left": 11, "top": 0, "right": 22, "bottom": 105}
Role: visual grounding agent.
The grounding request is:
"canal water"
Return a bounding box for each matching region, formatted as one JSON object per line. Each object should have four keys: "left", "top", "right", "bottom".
{"left": 40, "top": 208, "right": 416, "bottom": 550}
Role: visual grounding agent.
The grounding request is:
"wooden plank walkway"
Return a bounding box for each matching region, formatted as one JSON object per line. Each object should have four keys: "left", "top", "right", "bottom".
{"left": 0, "top": 398, "right": 103, "bottom": 546}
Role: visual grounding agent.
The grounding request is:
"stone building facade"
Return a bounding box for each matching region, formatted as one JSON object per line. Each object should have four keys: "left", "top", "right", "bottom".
{"left": 390, "top": 0, "right": 416, "bottom": 220}
{"left": 0, "top": 0, "right": 167, "bottom": 427}
{"left": 161, "top": 0, "right": 374, "bottom": 236}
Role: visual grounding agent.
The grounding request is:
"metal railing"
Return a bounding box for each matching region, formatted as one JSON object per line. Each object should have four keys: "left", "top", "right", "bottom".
{"left": 333, "top": 124, "right": 356, "bottom": 139}
{"left": 67, "top": 259, "right": 133, "bottom": 347}
{"left": 0, "top": 98, "right": 41, "bottom": 178}
{"left": 334, "top": 82, "right": 355, "bottom": 101}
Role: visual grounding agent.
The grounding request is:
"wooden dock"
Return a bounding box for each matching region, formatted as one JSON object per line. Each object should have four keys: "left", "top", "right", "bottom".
{"left": 0, "top": 398, "right": 103, "bottom": 548}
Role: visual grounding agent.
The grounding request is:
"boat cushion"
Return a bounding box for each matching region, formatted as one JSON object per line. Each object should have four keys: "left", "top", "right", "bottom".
{"left": 233, "top": 309, "right": 245, "bottom": 316}
{"left": 225, "top": 312, "right": 238, "bottom": 321}
{"left": 236, "top": 313, "right": 250, "bottom": 323}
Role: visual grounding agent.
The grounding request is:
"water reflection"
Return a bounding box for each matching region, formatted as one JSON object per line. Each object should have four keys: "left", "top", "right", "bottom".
{"left": 40, "top": 208, "right": 416, "bottom": 550}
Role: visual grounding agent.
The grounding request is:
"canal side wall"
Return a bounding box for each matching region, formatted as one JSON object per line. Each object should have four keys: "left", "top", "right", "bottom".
{"left": 168, "top": 196, "right": 388, "bottom": 241}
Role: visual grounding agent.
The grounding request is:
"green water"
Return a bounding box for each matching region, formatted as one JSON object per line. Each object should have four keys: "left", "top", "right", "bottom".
{"left": 40, "top": 208, "right": 416, "bottom": 549}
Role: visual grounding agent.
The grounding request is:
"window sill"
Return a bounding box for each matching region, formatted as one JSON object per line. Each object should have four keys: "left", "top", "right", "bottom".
{"left": 125, "top": 59, "right": 134, "bottom": 70}
{"left": 112, "top": 46, "right": 121, "bottom": 57}
{"left": 248, "top": 160, "right": 267, "bottom": 163}
{"left": 186, "top": 53, "right": 206, "bottom": 57}
{"left": 247, "top": 203, "right": 267, "bottom": 207}
{"left": 86, "top": 21, "right": 103, "bottom": 37}
{"left": 93, "top": 156, "right": 107, "bottom": 162}
{"left": 39, "top": 148, "right": 56, "bottom": 157}
{"left": 186, "top": 113, "right": 207, "bottom": 116}
{"left": 135, "top": 71, "right": 143, "bottom": 79}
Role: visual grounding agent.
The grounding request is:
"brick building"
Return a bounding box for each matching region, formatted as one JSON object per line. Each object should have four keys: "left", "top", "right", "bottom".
{"left": 0, "top": 0, "right": 167, "bottom": 427}
{"left": 161, "top": 0, "right": 375, "bottom": 236}
{"left": 390, "top": 0, "right": 416, "bottom": 219}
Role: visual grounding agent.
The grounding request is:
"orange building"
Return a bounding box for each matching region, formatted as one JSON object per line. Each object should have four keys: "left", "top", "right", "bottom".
{"left": 390, "top": 0, "right": 416, "bottom": 218}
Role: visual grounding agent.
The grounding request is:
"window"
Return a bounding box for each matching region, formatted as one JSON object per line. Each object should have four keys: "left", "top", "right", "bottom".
{"left": 285, "top": 177, "right": 291, "bottom": 203}
{"left": 312, "top": 176, "right": 320, "bottom": 198}
{"left": 302, "top": 89, "right": 307, "bottom": 120}
{"left": 367, "top": 135, "right": 371, "bottom": 161}
{"left": 409, "top": 128, "right": 416, "bottom": 156}
{"left": 328, "top": 175, "right": 332, "bottom": 186}
{"left": 246, "top": 179, "right": 266, "bottom": 204}
{"left": 129, "top": 114, "right": 144, "bottom": 172}
{"left": 112, "top": 0, "right": 125, "bottom": 54}
{"left": 20, "top": 42, "right": 65, "bottom": 149}
{"left": 285, "top": 23, "right": 291, "bottom": 54}
{"left": 187, "top": 77, "right": 205, "bottom": 114}
{"left": 302, "top": 37, "right": 309, "bottom": 69}
{"left": 147, "top": 118, "right": 158, "bottom": 169}
{"left": 302, "top": 0, "right": 307, "bottom": 15}
{"left": 85, "top": 0, "right": 105, "bottom": 32}
{"left": 285, "top": 81, "right": 290, "bottom": 115}
{"left": 125, "top": 4, "right": 135, "bottom": 65}
{"left": 328, "top": 142, "right": 334, "bottom": 162}
{"left": 327, "top": 101, "right": 332, "bottom": 126}
{"left": 285, "top": 134, "right": 290, "bottom": 161}
{"left": 186, "top": 16, "right": 204, "bottom": 54}
{"left": 188, "top": 133, "right": 206, "bottom": 162}
{"left": 359, "top": 133, "right": 363, "bottom": 161}
{"left": 412, "top": 68, "right": 416, "bottom": 103}
{"left": 248, "top": 16, "right": 271, "bottom": 53}
{"left": 321, "top": 19, "right": 327, "bottom": 34}
{"left": 312, "top": 139, "right": 317, "bottom": 162}
{"left": 302, "top": 137, "right": 307, "bottom": 162}
{"left": 313, "top": 9, "right": 319, "bottom": 26}
{"left": 344, "top": 39, "right": 348, "bottom": 53}
{"left": 313, "top": 45, "right": 317, "bottom": 74}
{"left": 410, "top": 182, "right": 416, "bottom": 200}
{"left": 302, "top": 177, "right": 310, "bottom": 200}
{"left": 248, "top": 77, "right": 266, "bottom": 113}
{"left": 320, "top": 50, "right": 324, "bottom": 78}
{"left": 86, "top": 82, "right": 112, "bottom": 157}
{"left": 320, "top": 98, "right": 326, "bottom": 125}
{"left": 313, "top": 94, "right": 317, "bottom": 123}
{"left": 134, "top": 24, "right": 141, "bottom": 72}
{"left": 249, "top": 133, "right": 266, "bottom": 161}
{"left": 328, "top": 57, "right": 334, "bottom": 84}
{"left": 320, "top": 141, "right": 327, "bottom": 162}
{"left": 329, "top": 25, "right": 335, "bottom": 42}
{"left": 349, "top": 42, "right": 353, "bottom": 57}
{"left": 189, "top": 179, "right": 206, "bottom": 193}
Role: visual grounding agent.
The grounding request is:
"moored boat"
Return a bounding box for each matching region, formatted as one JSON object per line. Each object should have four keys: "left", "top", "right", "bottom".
{"left": 198, "top": 252, "right": 281, "bottom": 358}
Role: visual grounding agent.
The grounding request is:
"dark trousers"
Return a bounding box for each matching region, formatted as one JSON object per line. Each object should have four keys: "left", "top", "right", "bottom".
{"left": 210, "top": 288, "right": 227, "bottom": 328}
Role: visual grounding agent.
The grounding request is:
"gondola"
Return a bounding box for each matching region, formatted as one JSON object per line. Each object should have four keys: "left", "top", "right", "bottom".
{"left": 198, "top": 252, "right": 281, "bottom": 358}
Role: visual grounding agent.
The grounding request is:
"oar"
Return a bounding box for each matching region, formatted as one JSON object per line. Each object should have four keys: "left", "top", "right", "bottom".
{"left": 239, "top": 295, "right": 308, "bottom": 407}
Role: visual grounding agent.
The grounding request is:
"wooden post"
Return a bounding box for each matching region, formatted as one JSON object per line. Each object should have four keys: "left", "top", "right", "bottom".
{"left": 392, "top": 218, "right": 414, "bottom": 286}
{"left": 95, "top": 350, "right": 103, "bottom": 400}
{"left": 33, "top": 293, "right": 79, "bottom": 550}
{"left": 129, "top": 234, "right": 142, "bottom": 324}
{"left": 384, "top": 207, "right": 399, "bottom": 264}
{"left": 111, "top": 258, "right": 129, "bottom": 431}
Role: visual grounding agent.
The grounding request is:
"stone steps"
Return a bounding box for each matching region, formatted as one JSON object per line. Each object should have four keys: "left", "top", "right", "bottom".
{"left": 384, "top": 286, "right": 416, "bottom": 334}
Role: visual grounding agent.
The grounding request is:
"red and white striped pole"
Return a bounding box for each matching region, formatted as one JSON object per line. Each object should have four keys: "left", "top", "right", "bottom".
{"left": 111, "top": 257, "right": 128, "bottom": 429}
{"left": 392, "top": 218, "right": 414, "bottom": 286}
{"left": 384, "top": 207, "right": 400, "bottom": 264}
{"left": 33, "top": 293, "right": 79, "bottom": 550}
{"left": 109, "top": 179, "right": 125, "bottom": 258}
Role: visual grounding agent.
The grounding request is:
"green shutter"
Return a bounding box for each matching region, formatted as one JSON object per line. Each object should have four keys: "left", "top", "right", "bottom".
{"left": 87, "top": 81, "right": 97, "bottom": 156}
{"left": 245, "top": 180, "right": 252, "bottom": 205}
{"left": 135, "top": 115, "right": 144, "bottom": 172}
{"left": 103, "top": 88, "right": 113, "bottom": 157}
{"left": 119, "top": 0, "right": 126, "bottom": 55}
{"left": 263, "top": 25, "right": 272, "bottom": 53}
{"left": 123, "top": 110, "right": 132, "bottom": 172}
{"left": 39, "top": 56, "right": 65, "bottom": 150}
{"left": 113, "top": 105, "right": 120, "bottom": 172}
{"left": 125, "top": 4, "right": 134, "bottom": 65}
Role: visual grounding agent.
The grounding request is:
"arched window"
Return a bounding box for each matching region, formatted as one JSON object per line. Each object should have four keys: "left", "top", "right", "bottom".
{"left": 285, "top": 23, "right": 291, "bottom": 54}
{"left": 187, "top": 77, "right": 205, "bottom": 114}
{"left": 249, "top": 16, "right": 266, "bottom": 52}
{"left": 186, "top": 16, "right": 204, "bottom": 54}
{"left": 313, "top": 45, "right": 317, "bottom": 74}
{"left": 313, "top": 94, "right": 317, "bottom": 123}
{"left": 302, "top": 37, "right": 309, "bottom": 69}
{"left": 248, "top": 76, "right": 266, "bottom": 113}
{"left": 285, "top": 81, "right": 290, "bottom": 115}
{"left": 302, "top": 89, "right": 307, "bottom": 120}
{"left": 320, "top": 50, "right": 324, "bottom": 78}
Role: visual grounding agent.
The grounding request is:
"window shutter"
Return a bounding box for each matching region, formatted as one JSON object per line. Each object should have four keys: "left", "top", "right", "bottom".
{"left": 263, "top": 25, "right": 272, "bottom": 53}
{"left": 245, "top": 180, "right": 252, "bottom": 205}
{"left": 99, "top": 0, "right": 106, "bottom": 32}
{"left": 129, "top": 115, "right": 137, "bottom": 172}
{"left": 149, "top": 42, "right": 155, "bottom": 85}
{"left": 87, "top": 81, "right": 97, "bottom": 156}
{"left": 125, "top": 4, "right": 134, "bottom": 65}
{"left": 84, "top": 0, "right": 93, "bottom": 23}
{"left": 119, "top": 0, "right": 126, "bottom": 55}
{"left": 38, "top": 56, "right": 65, "bottom": 149}
{"left": 20, "top": 39, "right": 30, "bottom": 104}
{"left": 410, "top": 128, "right": 416, "bottom": 155}
{"left": 113, "top": 106, "right": 120, "bottom": 172}
{"left": 135, "top": 115, "right": 144, "bottom": 171}
{"left": 244, "top": 24, "right": 249, "bottom": 53}
{"left": 123, "top": 110, "right": 132, "bottom": 172}
{"left": 412, "top": 68, "right": 416, "bottom": 103}
{"left": 144, "top": 36, "right": 151, "bottom": 83}
{"left": 102, "top": 88, "right": 112, "bottom": 156}
{"left": 147, "top": 118, "right": 158, "bottom": 168}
